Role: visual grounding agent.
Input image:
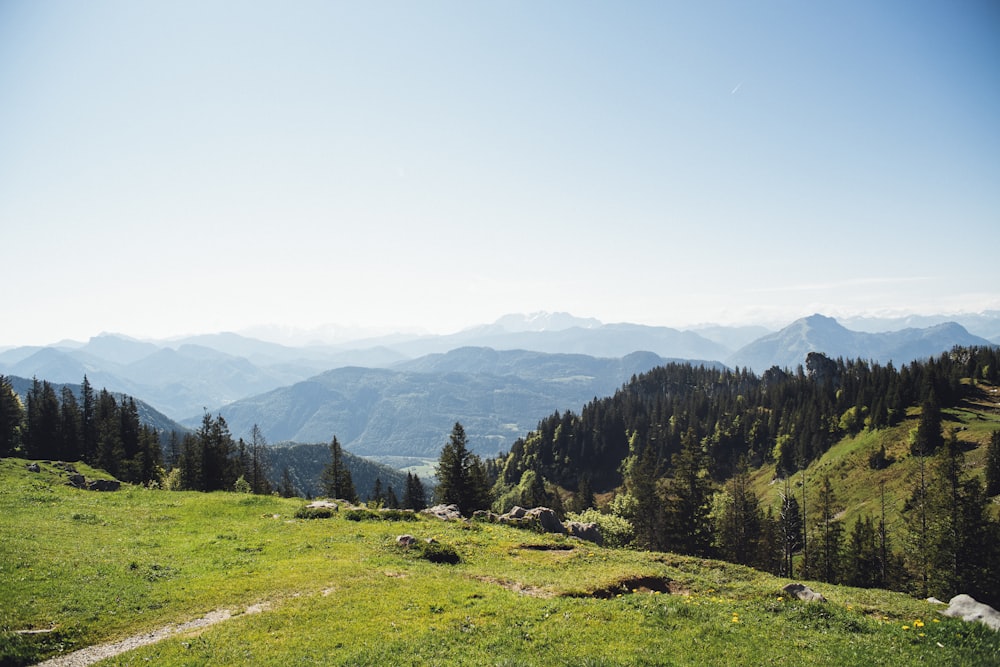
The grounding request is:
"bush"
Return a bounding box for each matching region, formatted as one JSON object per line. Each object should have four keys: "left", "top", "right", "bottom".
{"left": 295, "top": 506, "right": 335, "bottom": 519}
{"left": 417, "top": 541, "right": 461, "bottom": 564}
{"left": 344, "top": 508, "right": 418, "bottom": 522}
{"left": 566, "top": 508, "right": 634, "bottom": 549}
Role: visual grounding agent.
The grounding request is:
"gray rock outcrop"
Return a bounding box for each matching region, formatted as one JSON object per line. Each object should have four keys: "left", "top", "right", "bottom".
{"left": 422, "top": 504, "right": 464, "bottom": 521}
{"left": 942, "top": 594, "right": 1000, "bottom": 631}
{"left": 782, "top": 583, "right": 826, "bottom": 602}
{"left": 565, "top": 521, "right": 603, "bottom": 546}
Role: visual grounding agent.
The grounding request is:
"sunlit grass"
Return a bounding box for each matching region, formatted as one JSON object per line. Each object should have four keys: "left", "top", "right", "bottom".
{"left": 2, "top": 457, "right": 999, "bottom": 666}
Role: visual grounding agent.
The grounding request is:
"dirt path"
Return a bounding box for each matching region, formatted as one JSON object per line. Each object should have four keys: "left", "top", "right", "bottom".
{"left": 33, "top": 603, "right": 269, "bottom": 667}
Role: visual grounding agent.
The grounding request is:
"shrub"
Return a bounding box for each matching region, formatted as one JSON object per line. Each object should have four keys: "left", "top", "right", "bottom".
{"left": 565, "top": 508, "right": 634, "bottom": 549}
{"left": 344, "top": 508, "right": 418, "bottom": 522}
{"left": 417, "top": 541, "right": 460, "bottom": 564}
{"left": 295, "top": 506, "right": 335, "bottom": 519}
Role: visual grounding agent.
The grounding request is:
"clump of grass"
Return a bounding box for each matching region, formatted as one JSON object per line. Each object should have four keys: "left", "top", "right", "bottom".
{"left": 343, "top": 508, "right": 417, "bottom": 522}
{"left": 294, "top": 506, "right": 335, "bottom": 519}
{"left": 415, "top": 540, "right": 461, "bottom": 564}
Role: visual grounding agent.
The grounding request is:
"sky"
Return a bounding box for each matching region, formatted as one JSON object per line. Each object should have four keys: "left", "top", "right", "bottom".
{"left": 2, "top": 1, "right": 998, "bottom": 346}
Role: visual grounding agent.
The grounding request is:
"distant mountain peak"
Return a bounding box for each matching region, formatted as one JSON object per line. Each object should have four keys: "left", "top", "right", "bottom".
{"left": 489, "top": 312, "right": 603, "bottom": 333}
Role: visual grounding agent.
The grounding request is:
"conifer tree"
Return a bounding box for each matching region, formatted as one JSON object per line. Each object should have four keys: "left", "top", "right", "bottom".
{"left": 321, "top": 435, "right": 357, "bottom": 502}
{"left": 403, "top": 472, "right": 428, "bottom": 511}
{"left": 813, "top": 476, "right": 844, "bottom": 584}
{"left": 435, "top": 422, "right": 491, "bottom": 515}
{"left": 778, "top": 479, "right": 803, "bottom": 577}
{"left": 370, "top": 477, "right": 385, "bottom": 506}
{"left": 664, "top": 428, "right": 713, "bottom": 557}
{"left": 986, "top": 430, "right": 1000, "bottom": 497}
{"left": 714, "top": 461, "right": 762, "bottom": 567}
{"left": 0, "top": 376, "right": 23, "bottom": 456}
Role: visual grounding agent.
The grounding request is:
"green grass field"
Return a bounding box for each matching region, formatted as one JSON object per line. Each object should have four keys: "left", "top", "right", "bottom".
{"left": 2, "top": 457, "right": 999, "bottom": 666}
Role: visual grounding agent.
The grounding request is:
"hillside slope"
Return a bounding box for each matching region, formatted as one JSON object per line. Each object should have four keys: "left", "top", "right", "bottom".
{"left": 2, "top": 460, "right": 997, "bottom": 666}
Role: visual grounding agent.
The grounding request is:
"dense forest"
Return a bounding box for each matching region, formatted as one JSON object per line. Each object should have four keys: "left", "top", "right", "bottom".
{"left": 0, "top": 375, "right": 423, "bottom": 505}
{"left": 489, "top": 346, "right": 1000, "bottom": 605}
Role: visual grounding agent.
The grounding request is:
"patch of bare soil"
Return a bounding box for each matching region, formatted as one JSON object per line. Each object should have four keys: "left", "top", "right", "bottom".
{"left": 33, "top": 603, "right": 270, "bottom": 667}
{"left": 569, "top": 576, "right": 675, "bottom": 599}
{"left": 473, "top": 575, "right": 557, "bottom": 598}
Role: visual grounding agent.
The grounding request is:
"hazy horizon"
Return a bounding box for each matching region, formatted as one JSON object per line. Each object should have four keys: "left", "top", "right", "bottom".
{"left": 3, "top": 2, "right": 998, "bottom": 347}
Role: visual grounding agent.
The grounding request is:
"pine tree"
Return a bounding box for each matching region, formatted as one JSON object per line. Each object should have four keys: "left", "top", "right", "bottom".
{"left": 321, "top": 435, "right": 357, "bottom": 503}
{"left": 574, "top": 474, "right": 596, "bottom": 512}
{"left": 403, "top": 472, "right": 428, "bottom": 511}
{"left": 370, "top": 477, "right": 385, "bottom": 506}
{"left": 249, "top": 424, "right": 271, "bottom": 495}
{"left": 813, "top": 476, "right": 843, "bottom": 584}
{"left": 986, "top": 430, "right": 1000, "bottom": 497}
{"left": 715, "top": 462, "right": 762, "bottom": 567}
{"left": 435, "top": 422, "right": 491, "bottom": 515}
{"left": 80, "top": 376, "right": 97, "bottom": 462}
{"left": 778, "top": 480, "right": 803, "bottom": 577}
{"left": 279, "top": 466, "right": 296, "bottom": 498}
{"left": 0, "top": 376, "right": 23, "bottom": 456}
{"left": 664, "top": 428, "right": 713, "bottom": 557}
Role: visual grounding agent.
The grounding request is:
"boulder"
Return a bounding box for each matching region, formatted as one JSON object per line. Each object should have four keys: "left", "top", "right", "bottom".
{"left": 525, "top": 507, "right": 566, "bottom": 534}
{"left": 422, "top": 504, "right": 464, "bottom": 521}
{"left": 782, "top": 583, "right": 826, "bottom": 603}
{"left": 565, "top": 521, "right": 603, "bottom": 546}
{"left": 472, "top": 510, "right": 498, "bottom": 523}
{"left": 86, "top": 479, "right": 121, "bottom": 492}
{"left": 67, "top": 473, "right": 87, "bottom": 489}
{"left": 396, "top": 534, "right": 417, "bottom": 547}
{"left": 26, "top": 463, "right": 40, "bottom": 473}
{"left": 505, "top": 506, "right": 528, "bottom": 520}
{"left": 942, "top": 594, "right": 1000, "bottom": 631}
{"left": 305, "top": 500, "right": 339, "bottom": 511}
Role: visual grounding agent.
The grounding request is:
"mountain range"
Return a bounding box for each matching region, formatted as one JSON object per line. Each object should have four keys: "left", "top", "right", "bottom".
{"left": 184, "top": 348, "right": 706, "bottom": 458}
{"left": 2, "top": 312, "right": 996, "bottom": 452}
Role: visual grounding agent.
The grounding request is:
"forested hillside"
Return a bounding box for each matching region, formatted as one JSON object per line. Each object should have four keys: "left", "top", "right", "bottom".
{"left": 492, "top": 346, "right": 1000, "bottom": 605}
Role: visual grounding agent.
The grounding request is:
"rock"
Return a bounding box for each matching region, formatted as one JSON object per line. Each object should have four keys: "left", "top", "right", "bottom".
{"left": 86, "top": 479, "right": 121, "bottom": 492}
{"left": 942, "top": 594, "right": 1000, "bottom": 631}
{"left": 305, "top": 500, "right": 338, "bottom": 511}
{"left": 67, "top": 473, "right": 87, "bottom": 488}
{"left": 565, "top": 521, "right": 603, "bottom": 546}
{"left": 424, "top": 537, "right": 438, "bottom": 544}
{"left": 525, "top": 507, "right": 566, "bottom": 534}
{"left": 421, "top": 504, "right": 464, "bottom": 521}
{"left": 927, "top": 597, "right": 945, "bottom": 605}
{"left": 26, "top": 463, "right": 40, "bottom": 473}
{"left": 782, "top": 583, "right": 826, "bottom": 603}
{"left": 396, "top": 534, "right": 417, "bottom": 547}
{"left": 505, "top": 506, "right": 528, "bottom": 520}
{"left": 472, "top": 510, "right": 498, "bottom": 522}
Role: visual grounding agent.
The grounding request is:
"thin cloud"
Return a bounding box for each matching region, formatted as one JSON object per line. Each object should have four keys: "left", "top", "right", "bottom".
{"left": 748, "top": 276, "right": 932, "bottom": 294}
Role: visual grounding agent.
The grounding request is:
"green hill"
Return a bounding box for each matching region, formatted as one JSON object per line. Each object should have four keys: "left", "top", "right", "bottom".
{"left": 2, "top": 459, "right": 998, "bottom": 666}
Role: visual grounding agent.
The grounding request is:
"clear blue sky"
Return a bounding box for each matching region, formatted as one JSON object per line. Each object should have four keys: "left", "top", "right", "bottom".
{"left": 2, "top": 1, "right": 998, "bottom": 346}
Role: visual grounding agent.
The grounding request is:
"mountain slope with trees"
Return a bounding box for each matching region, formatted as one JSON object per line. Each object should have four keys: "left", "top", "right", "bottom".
{"left": 492, "top": 346, "right": 1000, "bottom": 605}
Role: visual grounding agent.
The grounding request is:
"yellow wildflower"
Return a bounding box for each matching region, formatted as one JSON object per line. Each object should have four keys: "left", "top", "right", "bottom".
{"left": 902, "top": 625, "right": 910, "bottom": 630}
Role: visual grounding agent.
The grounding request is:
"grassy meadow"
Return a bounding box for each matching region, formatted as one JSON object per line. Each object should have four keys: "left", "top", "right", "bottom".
{"left": 2, "top": 457, "right": 999, "bottom": 666}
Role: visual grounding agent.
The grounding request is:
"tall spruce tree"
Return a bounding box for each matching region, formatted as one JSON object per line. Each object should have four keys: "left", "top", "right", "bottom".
{"left": 813, "top": 476, "right": 844, "bottom": 584}
{"left": 321, "top": 435, "right": 357, "bottom": 502}
{"left": 0, "top": 376, "right": 23, "bottom": 456}
{"left": 664, "top": 428, "right": 713, "bottom": 557}
{"left": 435, "top": 422, "right": 491, "bottom": 515}
{"left": 986, "top": 430, "right": 1000, "bottom": 497}
{"left": 403, "top": 472, "right": 428, "bottom": 511}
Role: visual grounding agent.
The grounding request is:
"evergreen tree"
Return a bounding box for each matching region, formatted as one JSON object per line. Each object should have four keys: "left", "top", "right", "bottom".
{"left": 58, "top": 386, "right": 82, "bottom": 461}
{"left": 435, "top": 422, "right": 491, "bottom": 515}
{"left": 385, "top": 485, "right": 399, "bottom": 509}
{"left": 843, "top": 516, "right": 879, "bottom": 588}
{"left": 370, "top": 477, "right": 385, "bottom": 506}
{"left": 94, "top": 390, "right": 124, "bottom": 477}
{"left": 922, "top": 433, "right": 993, "bottom": 602}
{"left": 80, "top": 376, "right": 97, "bottom": 462}
{"left": 813, "top": 476, "right": 844, "bottom": 584}
{"left": 778, "top": 481, "right": 803, "bottom": 577}
{"left": 249, "top": 424, "right": 271, "bottom": 495}
{"left": 911, "top": 393, "right": 944, "bottom": 456}
{"left": 574, "top": 474, "right": 596, "bottom": 512}
{"left": 663, "top": 428, "right": 713, "bottom": 557}
{"left": 986, "top": 430, "right": 1000, "bottom": 497}
{"left": 403, "top": 472, "right": 428, "bottom": 511}
{"left": 178, "top": 433, "right": 202, "bottom": 490}
{"left": 714, "top": 462, "right": 762, "bottom": 567}
{"left": 321, "top": 435, "right": 357, "bottom": 502}
{"left": 0, "top": 376, "right": 23, "bottom": 456}
{"left": 279, "top": 466, "right": 296, "bottom": 498}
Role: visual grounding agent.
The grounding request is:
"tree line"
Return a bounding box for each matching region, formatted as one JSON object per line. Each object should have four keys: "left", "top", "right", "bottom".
{"left": 486, "top": 346, "right": 1000, "bottom": 605}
